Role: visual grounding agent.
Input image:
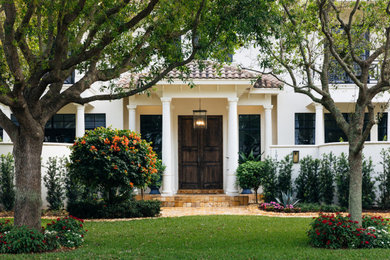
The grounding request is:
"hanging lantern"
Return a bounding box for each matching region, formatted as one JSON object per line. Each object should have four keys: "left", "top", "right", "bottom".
{"left": 193, "top": 99, "right": 207, "bottom": 129}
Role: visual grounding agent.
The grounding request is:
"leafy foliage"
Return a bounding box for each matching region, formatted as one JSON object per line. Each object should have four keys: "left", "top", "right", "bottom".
{"left": 43, "top": 157, "right": 66, "bottom": 211}
{"left": 236, "top": 161, "right": 265, "bottom": 203}
{"left": 0, "top": 153, "right": 15, "bottom": 211}
{"left": 149, "top": 159, "right": 165, "bottom": 188}
{"left": 295, "top": 156, "right": 320, "bottom": 203}
{"left": 319, "top": 153, "right": 336, "bottom": 205}
{"left": 69, "top": 127, "right": 158, "bottom": 203}
{"left": 377, "top": 149, "right": 390, "bottom": 209}
{"left": 238, "top": 149, "right": 261, "bottom": 164}
{"left": 67, "top": 199, "right": 161, "bottom": 219}
{"left": 277, "top": 155, "right": 293, "bottom": 195}
{"left": 335, "top": 153, "right": 350, "bottom": 208}
{"left": 276, "top": 191, "right": 300, "bottom": 208}
{"left": 261, "top": 157, "right": 278, "bottom": 202}
{"left": 362, "top": 157, "right": 376, "bottom": 209}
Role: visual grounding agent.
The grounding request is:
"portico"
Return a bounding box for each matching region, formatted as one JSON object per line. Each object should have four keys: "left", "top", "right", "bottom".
{"left": 125, "top": 62, "right": 282, "bottom": 196}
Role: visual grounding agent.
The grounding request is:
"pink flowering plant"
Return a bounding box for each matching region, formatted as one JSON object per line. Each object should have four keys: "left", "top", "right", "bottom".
{"left": 308, "top": 213, "right": 390, "bottom": 249}
{"left": 259, "top": 201, "right": 301, "bottom": 213}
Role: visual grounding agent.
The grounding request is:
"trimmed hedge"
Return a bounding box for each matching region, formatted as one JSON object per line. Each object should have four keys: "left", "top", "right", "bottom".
{"left": 68, "top": 199, "right": 161, "bottom": 219}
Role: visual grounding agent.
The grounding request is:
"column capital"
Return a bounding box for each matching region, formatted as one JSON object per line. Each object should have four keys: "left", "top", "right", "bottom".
{"left": 227, "top": 97, "right": 239, "bottom": 103}
{"left": 74, "top": 104, "right": 85, "bottom": 110}
{"left": 314, "top": 103, "right": 323, "bottom": 110}
{"left": 263, "top": 104, "right": 273, "bottom": 110}
{"left": 127, "top": 104, "right": 137, "bottom": 110}
{"left": 161, "top": 97, "right": 172, "bottom": 103}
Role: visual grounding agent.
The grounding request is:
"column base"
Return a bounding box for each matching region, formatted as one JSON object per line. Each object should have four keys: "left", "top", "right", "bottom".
{"left": 225, "top": 190, "right": 240, "bottom": 196}
{"left": 161, "top": 191, "right": 175, "bottom": 196}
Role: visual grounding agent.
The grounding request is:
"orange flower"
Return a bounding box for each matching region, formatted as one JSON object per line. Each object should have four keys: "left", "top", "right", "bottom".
{"left": 129, "top": 182, "right": 134, "bottom": 188}
{"left": 113, "top": 165, "right": 118, "bottom": 170}
{"left": 113, "top": 135, "right": 121, "bottom": 143}
{"left": 81, "top": 140, "right": 86, "bottom": 145}
{"left": 104, "top": 138, "right": 110, "bottom": 144}
{"left": 133, "top": 140, "right": 137, "bottom": 145}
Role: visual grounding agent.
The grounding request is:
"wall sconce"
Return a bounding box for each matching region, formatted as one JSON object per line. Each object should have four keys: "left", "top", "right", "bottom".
{"left": 293, "top": 151, "right": 299, "bottom": 163}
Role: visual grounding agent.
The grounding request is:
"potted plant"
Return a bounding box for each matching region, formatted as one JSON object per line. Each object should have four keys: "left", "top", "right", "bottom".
{"left": 236, "top": 161, "right": 265, "bottom": 203}
{"left": 149, "top": 159, "right": 165, "bottom": 194}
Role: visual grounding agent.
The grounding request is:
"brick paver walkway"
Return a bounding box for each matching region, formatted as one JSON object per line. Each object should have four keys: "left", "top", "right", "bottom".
{"left": 161, "top": 205, "right": 390, "bottom": 218}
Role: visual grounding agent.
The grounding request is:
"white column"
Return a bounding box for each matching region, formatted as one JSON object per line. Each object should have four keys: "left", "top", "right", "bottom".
{"left": 1, "top": 106, "right": 11, "bottom": 142}
{"left": 161, "top": 97, "right": 173, "bottom": 196}
{"left": 75, "top": 104, "right": 85, "bottom": 137}
{"left": 226, "top": 97, "right": 239, "bottom": 196}
{"left": 264, "top": 104, "right": 273, "bottom": 157}
{"left": 387, "top": 108, "right": 390, "bottom": 142}
{"left": 315, "top": 103, "right": 324, "bottom": 145}
{"left": 127, "top": 104, "right": 137, "bottom": 131}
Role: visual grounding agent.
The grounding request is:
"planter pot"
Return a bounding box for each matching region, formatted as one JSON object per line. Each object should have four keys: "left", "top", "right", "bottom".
{"left": 149, "top": 186, "right": 161, "bottom": 194}
{"left": 241, "top": 188, "right": 252, "bottom": 194}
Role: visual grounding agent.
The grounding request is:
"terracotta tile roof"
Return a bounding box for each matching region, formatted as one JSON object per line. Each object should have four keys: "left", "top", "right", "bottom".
{"left": 117, "top": 61, "right": 283, "bottom": 89}
{"left": 166, "top": 61, "right": 282, "bottom": 88}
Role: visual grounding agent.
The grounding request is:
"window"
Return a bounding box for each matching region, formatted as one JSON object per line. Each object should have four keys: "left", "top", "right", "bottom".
{"left": 140, "top": 115, "right": 162, "bottom": 157}
{"left": 85, "top": 114, "right": 106, "bottom": 130}
{"left": 325, "top": 113, "right": 370, "bottom": 143}
{"left": 295, "top": 113, "right": 315, "bottom": 145}
{"left": 239, "top": 115, "right": 261, "bottom": 157}
{"left": 44, "top": 114, "right": 75, "bottom": 143}
{"left": 328, "top": 31, "right": 373, "bottom": 83}
{"left": 64, "top": 71, "right": 75, "bottom": 84}
{"left": 378, "top": 113, "right": 388, "bottom": 141}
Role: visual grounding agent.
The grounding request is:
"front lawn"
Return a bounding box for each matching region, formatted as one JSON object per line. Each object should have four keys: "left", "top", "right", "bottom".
{"left": 2, "top": 215, "right": 389, "bottom": 259}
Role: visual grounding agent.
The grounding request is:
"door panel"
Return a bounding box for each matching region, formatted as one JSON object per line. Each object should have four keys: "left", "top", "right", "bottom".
{"left": 178, "top": 116, "right": 223, "bottom": 190}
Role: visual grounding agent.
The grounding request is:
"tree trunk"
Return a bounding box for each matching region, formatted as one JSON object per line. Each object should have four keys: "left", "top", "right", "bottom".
{"left": 348, "top": 147, "right": 363, "bottom": 225}
{"left": 13, "top": 131, "right": 44, "bottom": 230}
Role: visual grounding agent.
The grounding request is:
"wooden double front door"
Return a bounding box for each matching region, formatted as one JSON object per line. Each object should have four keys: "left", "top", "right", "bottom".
{"left": 178, "top": 116, "right": 223, "bottom": 190}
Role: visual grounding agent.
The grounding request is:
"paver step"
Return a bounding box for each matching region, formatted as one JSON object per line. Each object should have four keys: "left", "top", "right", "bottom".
{"left": 135, "top": 194, "right": 262, "bottom": 207}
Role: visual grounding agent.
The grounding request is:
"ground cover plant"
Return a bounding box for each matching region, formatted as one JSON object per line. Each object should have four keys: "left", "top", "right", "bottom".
{"left": 2, "top": 216, "right": 390, "bottom": 259}
{"left": 0, "top": 216, "right": 86, "bottom": 254}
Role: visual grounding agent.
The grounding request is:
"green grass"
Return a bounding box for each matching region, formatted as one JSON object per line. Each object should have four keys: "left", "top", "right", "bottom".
{"left": 2, "top": 215, "right": 390, "bottom": 259}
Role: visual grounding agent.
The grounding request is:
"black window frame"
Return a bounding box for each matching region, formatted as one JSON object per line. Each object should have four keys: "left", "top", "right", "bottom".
{"left": 378, "top": 112, "right": 388, "bottom": 141}
{"left": 140, "top": 115, "right": 162, "bottom": 158}
{"left": 239, "top": 114, "right": 261, "bottom": 158}
{"left": 328, "top": 30, "right": 373, "bottom": 84}
{"left": 325, "top": 113, "right": 370, "bottom": 143}
{"left": 295, "top": 113, "right": 315, "bottom": 145}
{"left": 44, "top": 114, "right": 76, "bottom": 143}
{"left": 85, "top": 113, "right": 106, "bottom": 131}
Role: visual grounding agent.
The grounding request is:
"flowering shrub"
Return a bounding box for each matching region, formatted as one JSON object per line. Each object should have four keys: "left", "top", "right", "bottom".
{"left": 0, "top": 216, "right": 86, "bottom": 254}
{"left": 0, "top": 225, "right": 48, "bottom": 254}
{"left": 259, "top": 201, "right": 301, "bottom": 213}
{"left": 69, "top": 127, "right": 158, "bottom": 203}
{"left": 46, "top": 215, "right": 87, "bottom": 248}
{"left": 308, "top": 213, "right": 390, "bottom": 249}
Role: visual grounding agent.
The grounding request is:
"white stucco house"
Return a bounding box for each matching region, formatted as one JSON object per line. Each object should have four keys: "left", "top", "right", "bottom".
{"left": 1, "top": 49, "right": 390, "bottom": 204}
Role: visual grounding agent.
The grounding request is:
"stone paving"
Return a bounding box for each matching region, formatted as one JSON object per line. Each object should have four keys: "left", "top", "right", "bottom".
{"left": 161, "top": 205, "right": 319, "bottom": 218}
{"left": 160, "top": 205, "right": 390, "bottom": 218}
